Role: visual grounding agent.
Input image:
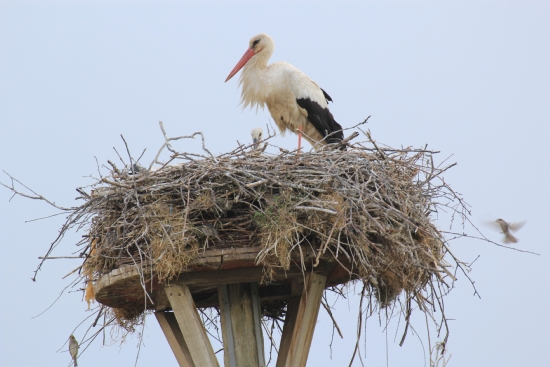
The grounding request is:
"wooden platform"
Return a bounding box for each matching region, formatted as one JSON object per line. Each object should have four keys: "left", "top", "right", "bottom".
{"left": 94, "top": 245, "right": 357, "bottom": 312}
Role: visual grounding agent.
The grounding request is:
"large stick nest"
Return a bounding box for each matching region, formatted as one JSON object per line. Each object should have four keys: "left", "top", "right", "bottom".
{"left": 79, "top": 130, "right": 460, "bottom": 316}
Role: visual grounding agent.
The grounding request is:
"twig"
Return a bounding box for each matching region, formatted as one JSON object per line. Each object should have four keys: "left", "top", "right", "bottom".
{"left": 348, "top": 282, "right": 367, "bottom": 367}
{"left": 321, "top": 300, "right": 344, "bottom": 339}
{"left": 149, "top": 121, "right": 204, "bottom": 170}
{"left": 1, "top": 171, "right": 74, "bottom": 211}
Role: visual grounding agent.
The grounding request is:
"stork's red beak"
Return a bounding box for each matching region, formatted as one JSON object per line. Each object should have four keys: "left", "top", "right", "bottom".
{"left": 225, "top": 48, "right": 255, "bottom": 82}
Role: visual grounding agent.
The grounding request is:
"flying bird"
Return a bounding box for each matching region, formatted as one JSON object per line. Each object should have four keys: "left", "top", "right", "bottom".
{"left": 495, "top": 219, "right": 526, "bottom": 243}
{"left": 251, "top": 127, "right": 264, "bottom": 151}
{"left": 69, "top": 335, "right": 79, "bottom": 366}
{"left": 225, "top": 34, "right": 344, "bottom": 151}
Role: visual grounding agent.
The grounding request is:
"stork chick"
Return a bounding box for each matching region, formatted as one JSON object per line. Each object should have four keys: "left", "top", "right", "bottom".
{"left": 251, "top": 127, "right": 264, "bottom": 151}
{"left": 225, "top": 34, "right": 344, "bottom": 151}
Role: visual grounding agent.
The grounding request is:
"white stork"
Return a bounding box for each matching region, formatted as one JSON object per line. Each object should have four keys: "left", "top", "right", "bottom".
{"left": 225, "top": 33, "right": 344, "bottom": 151}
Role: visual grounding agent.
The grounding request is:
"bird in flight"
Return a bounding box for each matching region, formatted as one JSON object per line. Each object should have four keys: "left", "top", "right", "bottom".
{"left": 494, "top": 218, "right": 526, "bottom": 243}
{"left": 225, "top": 33, "right": 344, "bottom": 152}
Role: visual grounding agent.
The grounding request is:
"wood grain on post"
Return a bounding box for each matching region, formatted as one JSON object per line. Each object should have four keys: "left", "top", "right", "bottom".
{"left": 219, "top": 283, "right": 265, "bottom": 367}
{"left": 276, "top": 273, "right": 327, "bottom": 367}
{"left": 155, "top": 311, "right": 195, "bottom": 367}
{"left": 165, "top": 284, "right": 220, "bottom": 367}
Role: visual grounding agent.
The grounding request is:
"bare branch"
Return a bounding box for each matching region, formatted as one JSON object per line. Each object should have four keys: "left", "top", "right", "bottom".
{"left": 1, "top": 171, "right": 74, "bottom": 211}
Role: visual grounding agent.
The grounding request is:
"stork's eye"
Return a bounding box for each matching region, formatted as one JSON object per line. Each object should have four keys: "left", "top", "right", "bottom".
{"left": 252, "top": 39, "right": 260, "bottom": 47}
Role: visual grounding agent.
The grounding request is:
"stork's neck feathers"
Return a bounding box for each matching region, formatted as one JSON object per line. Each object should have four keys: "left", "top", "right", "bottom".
{"left": 239, "top": 45, "right": 274, "bottom": 110}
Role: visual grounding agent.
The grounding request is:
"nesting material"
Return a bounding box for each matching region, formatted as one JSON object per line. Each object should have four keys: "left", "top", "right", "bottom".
{"left": 109, "top": 307, "right": 146, "bottom": 333}
{"left": 81, "top": 135, "right": 458, "bottom": 320}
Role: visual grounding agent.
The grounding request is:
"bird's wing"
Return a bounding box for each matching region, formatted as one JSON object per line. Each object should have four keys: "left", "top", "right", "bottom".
{"left": 509, "top": 221, "right": 526, "bottom": 232}
{"left": 286, "top": 68, "right": 343, "bottom": 143}
{"left": 69, "top": 340, "right": 78, "bottom": 357}
{"left": 320, "top": 88, "right": 333, "bottom": 103}
{"left": 483, "top": 220, "right": 502, "bottom": 230}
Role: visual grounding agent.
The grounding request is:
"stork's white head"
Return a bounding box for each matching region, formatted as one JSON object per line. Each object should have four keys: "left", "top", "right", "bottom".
{"left": 251, "top": 127, "right": 263, "bottom": 150}
{"left": 225, "top": 34, "right": 274, "bottom": 82}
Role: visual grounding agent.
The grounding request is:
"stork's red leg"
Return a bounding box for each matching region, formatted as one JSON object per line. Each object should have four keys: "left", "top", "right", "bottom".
{"left": 297, "top": 126, "right": 303, "bottom": 153}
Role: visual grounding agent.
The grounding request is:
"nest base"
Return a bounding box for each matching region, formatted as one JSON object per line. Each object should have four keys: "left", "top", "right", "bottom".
{"left": 94, "top": 245, "right": 355, "bottom": 312}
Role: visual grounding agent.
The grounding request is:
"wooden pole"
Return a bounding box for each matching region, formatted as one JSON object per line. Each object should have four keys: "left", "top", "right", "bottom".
{"left": 276, "top": 297, "right": 300, "bottom": 365}
{"left": 218, "top": 283, "right": 265, "bottom": 367}
{"left": 219, "top": 285, "right": 238, "bottom": 367}
{"left": 250, "top": 283, "right": 266, "bottom": 366}
{"left": 165, "top": 284, "right": 220, "bottom": 367}
{"left": 155, "top": 311, "right": 195, "bottom": 367}
{"left": 275, "top": 273, "right": 327, "bottom": 367}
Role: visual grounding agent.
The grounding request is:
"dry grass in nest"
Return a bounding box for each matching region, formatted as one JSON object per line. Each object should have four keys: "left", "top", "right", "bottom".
{"left": 109, "top": 307, "right": 147, "bottom": 333}
{"left": 147, "top": 203, "right": 201, "bottom": 281}
{"left": 253, "top": 189, "right": 302, "bottom": 271}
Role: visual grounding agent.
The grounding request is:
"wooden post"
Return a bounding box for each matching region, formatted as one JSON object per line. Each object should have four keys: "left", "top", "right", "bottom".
{"left": 276, "top": 273, "right": 327, "bottom": 367}
{"left": 250, "top": 283, "right": 266, "bottom": 366}
{"left": 165, "top": 284, "right": 220, "bottom": 367}
{"left": 155, "top": 311, "right": 195, "bottom": 367}
{"left": 276, "top": 297, "right": 300, "bottom": 365}
{"left": 218, "top": 283, "right": 265, "bottom": 367}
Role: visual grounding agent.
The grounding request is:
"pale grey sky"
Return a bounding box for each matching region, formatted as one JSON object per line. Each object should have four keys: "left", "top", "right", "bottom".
{"left": 1, "top": 1, "right": 549, "bottom": 366}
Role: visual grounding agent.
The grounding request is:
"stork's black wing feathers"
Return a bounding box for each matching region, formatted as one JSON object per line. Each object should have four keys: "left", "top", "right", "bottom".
{"left": 320, "top": 88, "right": 333, "bottom": 103}
{"left": 296, "top": 97, "right": 344, "bottom": 144}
